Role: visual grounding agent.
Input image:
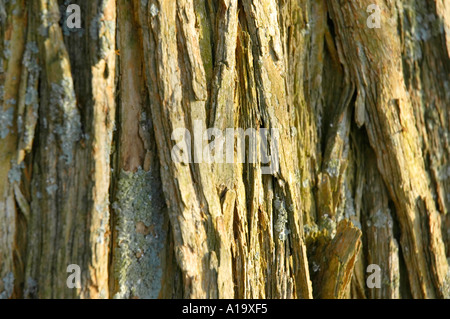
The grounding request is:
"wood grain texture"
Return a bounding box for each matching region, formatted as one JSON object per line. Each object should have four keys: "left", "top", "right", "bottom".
{"left": 0, "top": 0, "right": 448, "bottom": 299}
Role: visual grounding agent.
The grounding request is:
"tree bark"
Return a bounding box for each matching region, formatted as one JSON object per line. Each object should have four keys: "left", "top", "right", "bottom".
{"left": 0, "top": 0, "right": 449, "bottom": 299}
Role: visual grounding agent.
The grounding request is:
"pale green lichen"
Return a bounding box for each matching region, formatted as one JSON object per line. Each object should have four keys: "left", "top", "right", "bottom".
{"left": 37, "top": 24, "right": 48, "bottom": 37}
{"left": 441, "top": 266, "right": 450, "bottom": 299}
{"left": 0, "top": 4, "right": 5, "bottom": 27}
{"left": 0, "top": 107, "right": 14, "bottom": 139}
{"left": 304, "top": 223, "right": 319, "bottom": 236}
{"left": 45, "top": 184, "right": 58, "bottom": 195}
{"left": 8, "top": 161, "right": 24, "bottom": 184}
{"left": 274, "top": 197, "right": 290, "bottom": 241}
{"left": 0, "top": 272, "right": 14, "bottom": 299}
{"left": 337, "top": 180, "right": 361, "bottom": 230}
{"left": 50, "top": 77, "right": 81, "bottom": 165}
{"left": 24, "top": 277, "right": 37, "bottom": 299}
{"left": 22, "top": 42, "right": 40, "bottom": 149}
{"left": 95, "top": 201, "right": 110, "bottom": 245}
{"left": 113, "top": 167, "right": 166, "bottom": 299}
{"left": 15, "top": 41, "right": 39, "bottom": 142}
{"left": 89, "top": 1, "right": 115, "bottom": 61}
{"left": 38, "top": 7, "right": 57, "bottom": 38}
{"left": 318, "top": 214, "right": 336, "bottom": 238}
{"left": 372, "top": 208, "right": 389, "bottom": 229}
{"left": 3, "top": 39, "right": 10, "bottom": 59}
{"left": 45, "top": 177, "right": 58, "bottom": 195}
{"left": 23, "top": 41, "right": 39, "bottom": 71}
{"left": 325, "top": 158, "right": 340, "bottom": 178}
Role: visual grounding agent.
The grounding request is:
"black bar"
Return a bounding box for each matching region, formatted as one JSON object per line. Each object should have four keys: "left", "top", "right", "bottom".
{"left": 1, "top": 299, "right": 447, "bottom": 318}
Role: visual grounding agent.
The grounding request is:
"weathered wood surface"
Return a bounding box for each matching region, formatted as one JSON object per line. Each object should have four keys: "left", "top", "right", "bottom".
{"left": 0, "top": 0, "right": 448, "bottom": 299}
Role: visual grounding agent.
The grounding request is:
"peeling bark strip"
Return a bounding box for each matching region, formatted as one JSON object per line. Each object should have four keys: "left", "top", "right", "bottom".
{"left": 0, "top": 0, "right": 118, "bottom": 299}
{"left": 0, "top": 0, "right": 449, "bottom": 299}
{"left": 327, "top": 0, "right": 450, "bottom": 299}
{"left": 0, "top": 0, "right": 27, "bottom": 299}
{"left": 362, "top": 146, "right": 400, "bottom": 299}
{"left": 135, "top": 0, "right": 218, "bottom": 298}
{"left": 310, "top": 220, "right": 362, "bottom": 299}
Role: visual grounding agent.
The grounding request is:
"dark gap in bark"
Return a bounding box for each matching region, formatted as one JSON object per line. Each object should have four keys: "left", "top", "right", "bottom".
{"left": 59, "top": 1, "right": 90, "bottom": 136}
{"left": 231, "top": 209, "right": 240, "bottom": 298}
{"left": 398, "top": 240, "right": 413, "bottom": 298}
{"left": 108, "top": 41, "right": 121, "bottom": 298}
{"left": 325, "top": 11, "right": 335, "bottom": 40}
{"left": 159, "top": 217, "right": 183, "bottom": 298}
{"left": 320, "top": 9, "right": 346, "bottom": 157}
{"left": 231, "top": 203, "right": 242, "bottom": 298}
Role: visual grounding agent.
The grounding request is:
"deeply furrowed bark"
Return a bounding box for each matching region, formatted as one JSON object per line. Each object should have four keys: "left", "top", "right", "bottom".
{"left": 0, "top": 0, "right": 448, "bottom": 299}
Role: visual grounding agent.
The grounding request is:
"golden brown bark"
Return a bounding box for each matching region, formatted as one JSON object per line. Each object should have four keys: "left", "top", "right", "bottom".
{"left": 0, "top": 0, "right": 449, "bottom": 299}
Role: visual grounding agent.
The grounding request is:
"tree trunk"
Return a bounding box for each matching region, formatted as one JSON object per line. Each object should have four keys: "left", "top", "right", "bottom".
{"left": 0, "top": 0, "right": 449, "bottom": 299}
